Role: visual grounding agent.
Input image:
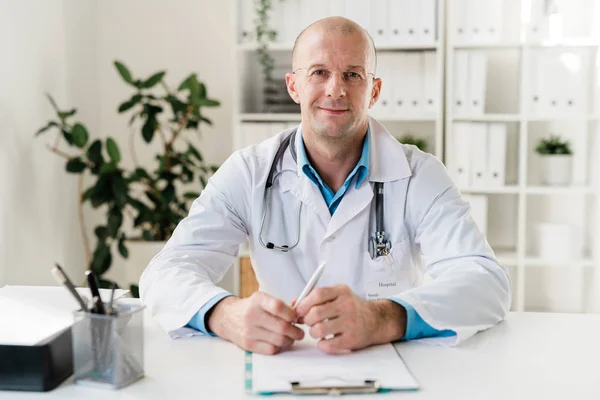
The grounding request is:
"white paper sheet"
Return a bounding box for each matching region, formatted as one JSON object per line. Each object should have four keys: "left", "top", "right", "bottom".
{"left": 251, "top": 326, "right": 419, "bottom": 393}
{"left": 0, "top": 285, "right": 130, "bottom": 346}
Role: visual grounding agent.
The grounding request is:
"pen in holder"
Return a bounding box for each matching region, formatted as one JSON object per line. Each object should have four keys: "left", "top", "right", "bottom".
{"left": 71, "top": 301, "right": 145, "bottom": 389}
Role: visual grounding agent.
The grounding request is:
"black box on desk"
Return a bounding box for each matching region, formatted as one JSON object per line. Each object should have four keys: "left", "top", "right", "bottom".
{"left": 0, "top": 326, "right": 73, "bottom": 392}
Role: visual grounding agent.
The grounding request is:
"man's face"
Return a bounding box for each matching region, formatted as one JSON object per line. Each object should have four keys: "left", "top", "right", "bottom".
{"left": 286, "top": 30, "right": 381, "bottom": 141}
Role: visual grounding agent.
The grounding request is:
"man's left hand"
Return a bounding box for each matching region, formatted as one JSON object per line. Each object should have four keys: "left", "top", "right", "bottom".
{"left": 294, "top": 284, "right": 407, "bottom": 354}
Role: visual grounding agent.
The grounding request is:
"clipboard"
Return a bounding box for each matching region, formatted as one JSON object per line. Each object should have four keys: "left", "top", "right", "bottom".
{"left": 244, "top": 336, "right": 420, "bottom": 395}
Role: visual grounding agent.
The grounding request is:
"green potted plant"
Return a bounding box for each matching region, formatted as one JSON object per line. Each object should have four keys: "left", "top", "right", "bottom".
{"left": 35, "top": 61, "right": 220, "bottom": 295}
{"left": 534, "top": 134, "right": 573, "bottom": 186}
{"left": 397, "top": 134, "right": 428, "bottom": 153}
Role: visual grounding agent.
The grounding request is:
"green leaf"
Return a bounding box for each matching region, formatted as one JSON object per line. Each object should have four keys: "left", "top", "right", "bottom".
{"left": 91, "top": 243, "right": 112, "bottom": 276}
{"left": 200, "top": 116, "right": 213, "bottom": 125}
{"left": 114, "top": 61, "right": 134, "bottom": 84}
{"left": 118, "top": 94, "right": 142, "bottom": 113}
{"left": 106, "top": 138, "right": 121, "bottom": 163}
{"left": 183, "top": 191, "right": 200, "bottom": 199}
{"left": 66, "top": 158, "right": 87, "bottom": 173}
{"left": 100, "top": 162, "right": 117, "bottom": 174}
{"left": 107, "top": 209, "right": 123, "bottom": 237}
{"left": 118, "top": 234, "right": 129, "bottom": 258}
{"left": 187, "top": 142, "right": 203, "bottom": 162}
{"left": 87, "top": 140, "right": 103, "bottom": 166}
{"left": 46, "top": 93, "right": 59, "bottom": 111}
{"left": 177, "top": 73, "right": 197, "bottom": 91}
{"left": 143, "top": 71, "right": 166, "bottom": 88}
{"left": 142, "top": 230, "right": 155, "bottom": 241}
{"left": 58, "top": 108, "right": 77, "bottom": 120}
{"left": 142, "top": 117, "right": 156, "bottom": 143}
{"left": 112, "top": 174, "right": 128, "bottom": 206}
{"left": 94, "top": 226, "right": 109, "bottom": 240}
{"left": 197, "top": 98, "right": 220, "bottom": 107}
{"left": 129, "top": 284, "right": 140, "bottom": 298}
{"left": 35, "top": 121, "right": 58, "bottom": 136}
{"left": 71, "top": 123, "right": 89, "bottom": 148}
{"left": 62, "top": 129, "right": 74, "bottom": 146}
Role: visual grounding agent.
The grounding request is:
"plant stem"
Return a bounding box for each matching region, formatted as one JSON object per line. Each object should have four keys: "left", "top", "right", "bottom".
{"left": 46, "top": 144, "right": 72, "bottom": 160}
{"left": 78, "top": 174, "right": 92, "bottom": 268}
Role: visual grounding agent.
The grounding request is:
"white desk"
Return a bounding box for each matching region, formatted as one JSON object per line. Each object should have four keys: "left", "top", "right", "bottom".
{"left": 3, "top": 310, "right": 600, "bottom": 400}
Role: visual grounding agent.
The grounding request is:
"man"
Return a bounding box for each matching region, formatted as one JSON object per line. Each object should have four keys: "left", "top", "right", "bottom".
{"left": 140, "top": 17, "right": 511, "bottom": 355}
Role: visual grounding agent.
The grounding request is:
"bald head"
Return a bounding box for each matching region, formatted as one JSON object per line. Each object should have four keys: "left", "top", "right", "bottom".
{"left": 291, "top": 17, "right": 377, "bottom": 73}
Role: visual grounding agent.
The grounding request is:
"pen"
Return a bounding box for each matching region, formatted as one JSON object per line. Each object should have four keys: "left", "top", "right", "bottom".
{"left": 107, "top": 283, "right": 117, "bottom": 315}
{"left": 51, "top": 263, "right": 88, "bottom": 312}
{"left": 293, "top": 262, "right": 326, "bottom": 311}
{"left": 86, "top": 270, "right": 106, "bottom": 314}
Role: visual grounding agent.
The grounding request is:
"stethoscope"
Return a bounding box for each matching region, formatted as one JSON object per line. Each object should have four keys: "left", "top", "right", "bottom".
{"left": 258, "top": 129, "right": 391, "bottom": 260}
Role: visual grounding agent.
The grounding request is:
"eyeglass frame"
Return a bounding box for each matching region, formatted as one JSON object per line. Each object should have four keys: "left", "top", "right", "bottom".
{"left": 291, "top": 66, "right": 377, "bottom": 84}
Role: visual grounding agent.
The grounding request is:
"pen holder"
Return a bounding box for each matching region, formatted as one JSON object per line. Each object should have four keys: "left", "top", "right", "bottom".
{"left": 71, "top": 301, "right": 145, "bottom": 389}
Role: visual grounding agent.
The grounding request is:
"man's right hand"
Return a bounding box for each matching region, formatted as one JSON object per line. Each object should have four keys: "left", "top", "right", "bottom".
{"left": 206, "top": 292, "right": 305, "bottom": 355}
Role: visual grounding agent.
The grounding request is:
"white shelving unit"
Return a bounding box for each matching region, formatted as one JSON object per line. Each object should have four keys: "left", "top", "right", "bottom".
{"left": 445, "top": 0, "right": 600, "bottom": 312}
{"left": 233, "top": 0, "right": 447, "bottom": 159}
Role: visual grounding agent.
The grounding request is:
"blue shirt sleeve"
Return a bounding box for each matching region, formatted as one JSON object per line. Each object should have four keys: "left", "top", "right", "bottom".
{"left": 186, "top": 292, "right": 234, "bottom": 336}
{"left": 389, "top": 297, "right": 456, "bottom": 340}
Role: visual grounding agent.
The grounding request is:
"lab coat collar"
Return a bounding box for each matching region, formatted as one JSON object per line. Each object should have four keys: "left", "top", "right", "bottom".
{"left": 290, "top": 116, "right": 412, "bottom": 184}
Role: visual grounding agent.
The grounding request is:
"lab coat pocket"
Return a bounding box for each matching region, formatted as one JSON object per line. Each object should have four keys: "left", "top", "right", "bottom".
{"left": 363, "top": 237, "right": 415, "bottom": 301}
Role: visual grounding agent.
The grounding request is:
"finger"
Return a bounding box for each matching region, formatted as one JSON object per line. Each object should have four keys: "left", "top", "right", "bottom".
{"left": 317, "top": 333, "right": 352, "bottom": 355}
{"left": 302, "top": 300, "right": 342, "bottom": 326}
{"left": 258, "top": 310, "right": 305, "bottom": 341}
{"left": 309, "top": 316, "right": 346, "bottom": 340}
{"left": 246, "top": 340, "right": 280, "bottom": 355}
{"left": 259, "top": 295, "right": 297, "bottom": 322}
{"left": 295, "top": 286, "right": 341, "bottom": 316}
{"left": 250, "top": 326, "right": 295, "bottom": 348}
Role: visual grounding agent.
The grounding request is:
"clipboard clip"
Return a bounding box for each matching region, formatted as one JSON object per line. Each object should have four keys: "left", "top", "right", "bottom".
{"left": 290, "top": 378, "right": 379, "bottom": 396}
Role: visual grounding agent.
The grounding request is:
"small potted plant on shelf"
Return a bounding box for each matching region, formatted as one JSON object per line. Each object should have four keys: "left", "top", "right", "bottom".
{"left": 534, "top": 134, "right": 573, "bottom": 186}
{"left": 397, "top": 134, "right": 428, "bottom": 153}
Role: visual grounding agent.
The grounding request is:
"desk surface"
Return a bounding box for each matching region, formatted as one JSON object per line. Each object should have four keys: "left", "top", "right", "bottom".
{"left": 3, "top": 310, "right": 600, "bottom": 400}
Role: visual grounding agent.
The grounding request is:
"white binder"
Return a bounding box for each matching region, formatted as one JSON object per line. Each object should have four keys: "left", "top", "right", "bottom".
{"left": 416, "top": 0, "right": 436, "bottom": 45}
{"left": 391, "top": 53, "right": 410, "bottom": 115}
{"left": 344, "top": 0, "right": 371, "bottom": 31}
{"left": 452, "top": 123, "right": 472, "bottom": 188}
{"left": 483, "top": 0, "right": 503, "bottom": 43}
{"left": 453, "top": 51, "right": 470, "bottom": 116}
{"left": 389, "top": 0, "right": 408, "bottom": 45}
{"left": 466, "top": 0, "right": 484, "bottom": 43}
{"left": 371, "top": 53, "right": 393, "bottom": 118}
{"left": 282, "top": 0, "right": 301, "bottom": 45}
{"left": 404, "top": 0, "right": 420, "bottom": 45}
{"left": 529, "top": 50, "right": 544, "bottom": 117}
{"left": 422, "top": 52, "right": 438, "bottom": 115}
{"left": 527, "top": 0, "right": 549, "bottom": 43}
{"left": 469, "top": 123, "right": 488, "bottom": 188}
{"left": 451, "top": 0, "right": 468, "bottom": 43}
{"left": 487, "top": 123, "right": 507, "bottom": 187}
{"left": 544, "top": 50, "right": 563, "bottom": 117}
{"left": 370, "top": 0, "right": 390, "bottom": 46}
{"left": 565, "top": 50, "right": 589, "bottom": 116}
{"left": 404, "top": 52, "right": 423, "bottom": 115}
{"left": 467, "top": 52, "right": 487, "bottom": 115}
{"left": 270, "top": 0, "right": 285, "bottom": 43}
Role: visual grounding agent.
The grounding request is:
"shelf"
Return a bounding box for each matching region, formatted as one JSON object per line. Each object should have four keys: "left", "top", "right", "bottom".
{"left": 525, "top": 186, "right": 597, "bottom": 195}
{"left": 452, "top": 42, "right": 523, "bottom": 49}
{"left": 524, "top": 257, "right": 595, "bottom": 267}
{"left": 527, "top": 115, "right": 600, "bottom": 122}
{"left": 452, "top": 114, "right": 521, "bottom": 122}
{"left": 460, "top": 186, "right": 520, "bottom": 194}
{"left": 237, "top": 42, "right": 439, "bottom": 51}
{"left": 451, "top": 40, "right": 600, "bottom": 50}
{"left": 239, "top": 113, "right": 439, "bottom": 122}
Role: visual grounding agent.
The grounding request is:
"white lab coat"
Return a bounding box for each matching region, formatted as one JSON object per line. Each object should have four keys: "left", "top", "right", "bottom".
{"left": 140, "top": 117, "right": 511, "bottom": 345}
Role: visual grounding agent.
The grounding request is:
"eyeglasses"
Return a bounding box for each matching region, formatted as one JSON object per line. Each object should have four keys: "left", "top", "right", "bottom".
{"left": 292, "top": 67, "right": 375, "bottom": 86}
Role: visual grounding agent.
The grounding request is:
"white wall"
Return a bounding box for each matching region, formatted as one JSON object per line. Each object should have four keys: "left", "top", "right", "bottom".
{"left": 0, "top": 0, "right": 236, "bottom": 291}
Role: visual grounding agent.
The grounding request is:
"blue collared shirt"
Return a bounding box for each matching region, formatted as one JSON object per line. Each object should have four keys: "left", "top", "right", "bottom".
{"left": 188, "top": 126, "right": 455, "bottom": 340}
